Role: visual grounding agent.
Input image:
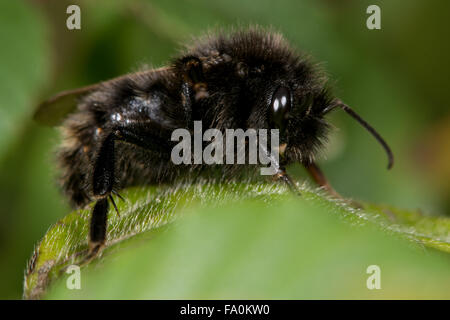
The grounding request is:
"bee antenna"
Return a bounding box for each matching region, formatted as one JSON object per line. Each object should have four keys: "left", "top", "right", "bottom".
{"left": 324, "top": 100, "right": 394, "bottom": 170}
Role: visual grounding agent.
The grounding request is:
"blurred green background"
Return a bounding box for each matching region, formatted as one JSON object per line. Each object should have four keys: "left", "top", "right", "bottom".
{"left": 0, "top": 0, "right": 449, "bottom": 299}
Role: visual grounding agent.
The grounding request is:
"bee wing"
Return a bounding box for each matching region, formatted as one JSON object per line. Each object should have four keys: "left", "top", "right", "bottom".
{"left": 33, "top": 83, "right": 100, "bottom": 126}
{"left": 33, "top": 68, "right": 171, "bottom": 126}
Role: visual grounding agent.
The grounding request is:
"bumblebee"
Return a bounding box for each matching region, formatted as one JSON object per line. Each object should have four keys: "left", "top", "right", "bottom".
{"left": 35, "top": 28, "right": 393, "bottom": 257}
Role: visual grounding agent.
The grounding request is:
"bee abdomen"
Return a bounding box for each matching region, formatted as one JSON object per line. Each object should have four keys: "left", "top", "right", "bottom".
{"left": 57, "top": 113, "right": 96, "bottom": 208}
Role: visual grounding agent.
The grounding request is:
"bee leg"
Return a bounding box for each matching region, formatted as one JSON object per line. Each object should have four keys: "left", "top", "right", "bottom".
{"left": 180, "top": 56, "right": 209, "bottom": 105}
{"left": 303, "top": 162, "right": 341, "bottom": 199}
{"left": 85, "top": 132, "right": 116, "bottom": 259}
{"left": 85, "top": 126, "right": 171, "bottom": 259}
{"left": 275, "top": 167, "right": 300, "bottom": 195}
{"left": 85, "top": 197, "right": 109, "bottom": 261}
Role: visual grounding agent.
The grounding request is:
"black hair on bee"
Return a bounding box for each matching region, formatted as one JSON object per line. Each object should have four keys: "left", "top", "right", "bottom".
{"left": 35, "top": 27, "right": 393, "bottom": 258}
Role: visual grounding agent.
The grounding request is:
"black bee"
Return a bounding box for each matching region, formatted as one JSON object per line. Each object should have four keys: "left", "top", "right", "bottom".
{"left": 35, "top": 28, "right": 393, "bottom": 258}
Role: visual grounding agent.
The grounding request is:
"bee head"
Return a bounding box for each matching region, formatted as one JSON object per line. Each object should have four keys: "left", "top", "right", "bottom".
{"left": 177, "top": 27, "right": 393, "bottom": 168}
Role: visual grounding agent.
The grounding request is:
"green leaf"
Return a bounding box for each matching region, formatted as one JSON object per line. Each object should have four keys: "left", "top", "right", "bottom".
{"left": 23, "top": 182, "right": 450, "bottom": 299}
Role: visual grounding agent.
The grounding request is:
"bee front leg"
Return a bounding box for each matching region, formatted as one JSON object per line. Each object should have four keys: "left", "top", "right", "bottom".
{"left": 274, "top": 167, "right": 300, "bottom": 195}
{"left": 303, "top": 162, "right": 341, "bottom": 199}
{"left": 265, "top": 148, "right": 300, "bottom": 194}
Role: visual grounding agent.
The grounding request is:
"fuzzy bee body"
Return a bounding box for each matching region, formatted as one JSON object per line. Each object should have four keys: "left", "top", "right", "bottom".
{"left": 58, "top": 68, "right": 181, "bottom": 207}
{"left": 36, "top": 28, "right": 393, "bottom": 257}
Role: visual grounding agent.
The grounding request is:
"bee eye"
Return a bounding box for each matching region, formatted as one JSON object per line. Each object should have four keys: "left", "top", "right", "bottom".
{"left": 270, "top": 86, "right": 291, "bottom": 129}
